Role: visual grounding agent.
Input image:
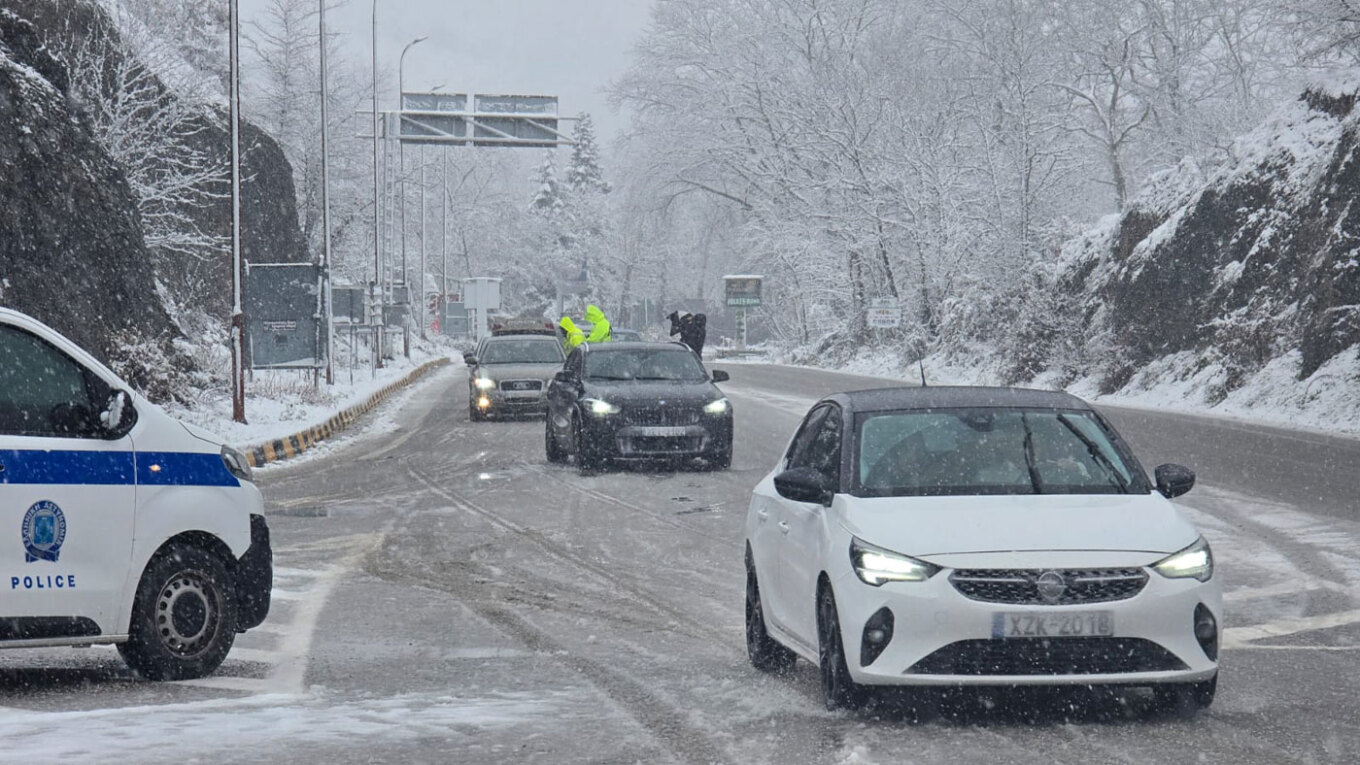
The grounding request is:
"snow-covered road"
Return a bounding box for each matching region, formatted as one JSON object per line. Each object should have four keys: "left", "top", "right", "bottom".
{"left": 1, "top": 363, "right": 1357, "bottom": 764}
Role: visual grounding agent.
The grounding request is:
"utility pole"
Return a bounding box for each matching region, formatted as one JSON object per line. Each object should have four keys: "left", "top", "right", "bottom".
{"left": 318, "top": 0, "right": 334, "bottom": 385}
{"left": 229, "top": 0, "right": 246, "bottom": 423}
{"left": 370, "top": 0, "right": 384, "bottom": 368}
{"left": 398, "top": 37, "right": 425, "bottom": 358}
{"left": 419, "top": 144, "right": 427, "bottom": 340}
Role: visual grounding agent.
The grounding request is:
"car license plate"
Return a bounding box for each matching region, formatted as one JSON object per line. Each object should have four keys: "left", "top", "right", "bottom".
{"left": 992, "top": 611, "right": 1113, "bottom": 639}
{"left": 632, "top": 426, "right": 688, "bottom": 436}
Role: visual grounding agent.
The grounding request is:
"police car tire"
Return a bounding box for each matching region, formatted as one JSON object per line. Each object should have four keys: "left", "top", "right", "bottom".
{"left": 119, "top": 544, "right": 238, "bottom": 681}
{"left": 574, "top": 415, "right": 600, "bottom": 475}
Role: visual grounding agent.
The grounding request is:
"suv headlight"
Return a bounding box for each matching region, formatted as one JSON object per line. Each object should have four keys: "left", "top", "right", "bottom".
{"left": 221, "top": 445, "right": 254, "bottom": 482}
{"left": 703, "top": 397, "right": 730, "bottom": 414}
{"left": 850, "top": 538, "right": 939, "bottom": 586}
{"left": 473, "top": 377, "right": 497, "bottom": 390}
{"left": 1152, "top": 537, "right": 1213, "bottom": 582}
{"left": 584, "top": 398, "right": 620, "bottom": 416}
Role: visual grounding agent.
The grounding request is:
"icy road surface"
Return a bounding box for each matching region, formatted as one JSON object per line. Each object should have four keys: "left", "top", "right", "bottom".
{"left": 2, "top": 364, "right": 1359, "bottom": 764}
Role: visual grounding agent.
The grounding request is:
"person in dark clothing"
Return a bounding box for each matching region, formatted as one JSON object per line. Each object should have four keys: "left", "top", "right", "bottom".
{"left": 668, "top": 310, "right": 707, "bottom": 357}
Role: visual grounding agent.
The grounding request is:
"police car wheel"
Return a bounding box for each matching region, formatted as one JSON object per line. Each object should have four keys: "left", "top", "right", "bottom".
{"left": 119, "top": 543, "right": 238, "bottom": 681}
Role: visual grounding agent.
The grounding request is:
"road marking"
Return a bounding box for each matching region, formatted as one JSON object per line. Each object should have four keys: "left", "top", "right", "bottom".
{"left": 1223, "top": 578, "right": 1349, "bottom": 603}
{"left": 1223, "top": 609, "right": 1360, "bottom": 650}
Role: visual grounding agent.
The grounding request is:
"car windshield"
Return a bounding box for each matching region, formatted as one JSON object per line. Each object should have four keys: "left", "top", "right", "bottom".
{"left": 856, "top": 407, "right": 1139, "bottom": 497}
{"left": 584, "top": 348, "right": 707, "bottom": 381}
{"left": 480, "top": 339, "right": 563, "bottom": 365}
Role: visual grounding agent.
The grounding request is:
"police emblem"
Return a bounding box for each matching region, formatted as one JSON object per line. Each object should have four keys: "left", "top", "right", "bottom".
{"left": 22, "top": 500, "right": 67, "bottom": 563}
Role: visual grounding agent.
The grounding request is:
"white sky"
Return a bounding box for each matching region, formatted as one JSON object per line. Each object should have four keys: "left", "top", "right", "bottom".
{"left": 242, "top": 0, "right": 655, "bottom": 144}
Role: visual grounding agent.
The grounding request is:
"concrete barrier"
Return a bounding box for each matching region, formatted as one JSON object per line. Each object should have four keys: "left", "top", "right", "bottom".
{"left": 242, "top": 358, "right": 450, "bottom": 467}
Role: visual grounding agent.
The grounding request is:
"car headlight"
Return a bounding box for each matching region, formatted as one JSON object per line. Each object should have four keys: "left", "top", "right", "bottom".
{"left": 703, "top": 397, "right": 730, "bottom": 414}
{"left": 1152, "top": 536, "right": 1213, "bottom": 582}
{"left": 584, "top": 398, "right": 620, "bottom": 416}
{"left": 473, "top": 377, "right": 497, "bottom": 390}
{"left": 221, "top": 445, "right": 254, "bottom": 482}
{"left": 850, "top": 538, "right": 939, "bottom": 586}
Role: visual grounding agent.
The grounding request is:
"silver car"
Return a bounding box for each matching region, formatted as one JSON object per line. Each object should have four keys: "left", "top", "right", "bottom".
{"left": 464, "top": 335, "right": 566, "bottom": 420}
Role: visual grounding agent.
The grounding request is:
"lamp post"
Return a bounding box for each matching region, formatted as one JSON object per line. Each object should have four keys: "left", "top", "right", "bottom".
{"left": 229, "top": 0, "right": 246, "bottom": 423}
{"left": 397, "top": 36, "right": 426, "bottom": 356}
{"left": 369, "top": 0, "right": 383, "bottom": 368}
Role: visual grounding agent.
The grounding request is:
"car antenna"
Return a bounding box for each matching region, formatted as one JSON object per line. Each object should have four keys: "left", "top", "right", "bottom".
{"left": 919, "top": 360, "right": 927, "bottom": 387}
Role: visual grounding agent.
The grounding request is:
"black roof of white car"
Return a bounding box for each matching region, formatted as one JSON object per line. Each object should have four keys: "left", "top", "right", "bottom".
{"left": 829, "top": 386, "right": 1092, "bottom": 413}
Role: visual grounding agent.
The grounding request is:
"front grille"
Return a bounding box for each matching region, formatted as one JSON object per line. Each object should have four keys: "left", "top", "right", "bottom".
{"left": 907, "top": 637, "right": 1187, "bottom": 676}
{"left": 623, "top": 407, "right": 700, "bottom": 426}
{"left": 499, "top": 379, "right": 542, "bottom": 392}
{"left": 950, "top": 568, "right": 1147, "bottom": 605}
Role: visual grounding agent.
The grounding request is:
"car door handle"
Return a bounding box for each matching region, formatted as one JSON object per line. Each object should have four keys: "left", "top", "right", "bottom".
{"left": 778, "top": 521, "right": 790, "bottom": 534}
{"left": 756, "top": 508, "right": 769, "bottom": 521}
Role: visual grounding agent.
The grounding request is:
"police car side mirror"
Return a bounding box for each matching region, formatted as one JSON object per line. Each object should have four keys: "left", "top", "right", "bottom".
{"left": 463, "top": 352, "right": 476, "bottom": 366}
{"left": 711, "top": 370, "right": 730, "bottom": 383}
{"left": 553, "top": 370, "right": 573, "bottom": 384}
{"left": 99, "top": 391, "right": 131, "bottom": 437}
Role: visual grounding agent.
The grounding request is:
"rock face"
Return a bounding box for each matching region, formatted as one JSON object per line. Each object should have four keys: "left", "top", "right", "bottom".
{"left": 0, "top": 8, "right": 174, "bottom": 363}
{"left": 0, "top": 0, "right": 308, "bottom": 393}
{"left": 1061, "top": 78, "right": 1360, "bottom": 392}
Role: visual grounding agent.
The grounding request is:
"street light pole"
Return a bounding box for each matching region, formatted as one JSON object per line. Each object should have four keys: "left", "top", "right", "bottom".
{"left": 318, "top": 0, "right": 333, "bottom": 385}
{"left": 370, "top": 0, "right": 384, "bottom": 369}
{"left": 397, "top": 36, "right": 426, "bottom": 357}
{"left": 229, "top": 0, "right": 246, "bottom": 423}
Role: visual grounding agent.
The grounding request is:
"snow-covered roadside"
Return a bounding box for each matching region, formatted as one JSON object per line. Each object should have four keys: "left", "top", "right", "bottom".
{"left": 165, "top": 337, "right": 463, "bottom": 456}
{"left": 761, "top": 342, "right": 1360, "bottom": 439}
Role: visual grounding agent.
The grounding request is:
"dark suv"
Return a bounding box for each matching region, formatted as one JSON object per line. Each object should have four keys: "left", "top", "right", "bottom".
{"left": 545, "top": 342, "right": 733, "bottom": 473}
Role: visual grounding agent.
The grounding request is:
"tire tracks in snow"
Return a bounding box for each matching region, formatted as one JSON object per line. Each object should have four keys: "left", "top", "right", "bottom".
{"left": 394, "top": 465, "right": 736, "bottom": 765}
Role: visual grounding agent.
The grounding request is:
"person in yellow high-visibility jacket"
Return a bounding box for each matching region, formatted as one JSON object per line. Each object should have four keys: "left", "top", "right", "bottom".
{"left": 584, "top": 304, "right": 612, "bottom": 344}
{"left": 559, "top": 316, "right": 585, "bottom": 350}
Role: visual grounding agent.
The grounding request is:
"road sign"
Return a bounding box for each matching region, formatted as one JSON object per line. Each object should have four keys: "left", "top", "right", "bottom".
{"left": 723, "top": 275, "right": 763, "bottom": 307}
{"left": 866, "top": 297, "right": 901, "bottom": 328}
{"left": 245, "top": 262, "right": 322, "bottom": 369}
{"left": 397, "top": 92, "right": 570, "bottom": 147}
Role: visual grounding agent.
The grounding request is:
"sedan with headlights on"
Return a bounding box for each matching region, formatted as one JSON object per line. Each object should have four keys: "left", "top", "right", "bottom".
{"left": 464, "top": 334, "right": 565, "bottom": 420}
{"left": 744, "top": 386, "right": 1220, "bottom": 715}
{"left": 545, "top": 341, "right": 732, "bottom": 474}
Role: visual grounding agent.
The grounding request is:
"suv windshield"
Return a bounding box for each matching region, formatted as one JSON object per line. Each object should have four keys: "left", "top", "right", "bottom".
{"left": 584, "top": 348, "right": 707, "bottom": 381}
{"left": 856, "top": 408, "right": 1141, "bottom": 497}
{"left": 481, "top": 339, "right": 563, "bottom": 364}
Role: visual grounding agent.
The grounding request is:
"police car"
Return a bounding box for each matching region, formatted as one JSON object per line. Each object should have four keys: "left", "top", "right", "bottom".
{"left": 0, "top": 308, "right": 271, "bottom": 680}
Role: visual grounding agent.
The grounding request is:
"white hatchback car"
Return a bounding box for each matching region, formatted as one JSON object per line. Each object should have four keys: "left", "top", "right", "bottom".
{"left": 744, "top": 387, "right": 1220, "bottom": 713}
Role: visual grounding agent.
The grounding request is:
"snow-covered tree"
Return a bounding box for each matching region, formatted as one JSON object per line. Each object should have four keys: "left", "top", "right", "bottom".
{"left": 566, "top": 113, "right": 611, "bottom": 195}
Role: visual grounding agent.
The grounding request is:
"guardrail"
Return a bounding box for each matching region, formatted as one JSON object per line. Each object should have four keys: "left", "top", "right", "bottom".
{"left": 242, "top": 358, "right": 450, "bottom": 467}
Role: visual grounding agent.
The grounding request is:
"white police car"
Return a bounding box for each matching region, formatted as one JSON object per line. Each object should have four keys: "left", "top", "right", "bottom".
{"left": 0, "top": 308, "right": 271, "bottom": 680}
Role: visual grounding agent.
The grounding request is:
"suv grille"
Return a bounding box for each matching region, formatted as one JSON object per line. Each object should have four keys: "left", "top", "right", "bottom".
{"left": 499, "top": 380, "right": 542, "bottom": 392}
{"left": 623, "top": 407, "right": 700, "bottom": 426}
{"left": 907, "top": 637, "right": 1187, "bottom": 676}
{"left": 950, "top": 568, "right": 1147, "bottom": 605}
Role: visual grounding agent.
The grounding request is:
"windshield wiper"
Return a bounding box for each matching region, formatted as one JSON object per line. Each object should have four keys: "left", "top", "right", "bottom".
{"left": 1057, "top": 414, "right": 1130, "bottom": 493}
{"left": 587, "top": 375, "right": 634, "bottom": 381}
{"left": 1020, "top": 413, "right": 1044, "bottom": 494}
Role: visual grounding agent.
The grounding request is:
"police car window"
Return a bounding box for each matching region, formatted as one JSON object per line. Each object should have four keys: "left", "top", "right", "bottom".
{"left": 0, "top": 325, "right": 97, "bottom": 437}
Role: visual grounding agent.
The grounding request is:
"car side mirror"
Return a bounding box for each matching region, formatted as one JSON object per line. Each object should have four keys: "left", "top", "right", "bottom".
{"left": 774, "top": 467, "right": 836, "bottom": 506}
{"left": 1154, "top": 463, "right": 1195, "bottom": 498}
{"left": 463, "top": 352, "right": 476, "bottom": 365}
{"left": 711, "top": 369, "right": 730, "bottom": 383}
{"left": 553, "top": 370, "right": 574, "bottom": 383}
{"left": 99, "top": 391, "right": 131, "bottom": 437}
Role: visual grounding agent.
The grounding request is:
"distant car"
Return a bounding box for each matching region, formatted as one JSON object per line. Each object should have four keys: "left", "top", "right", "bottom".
{"left": 545, "top": 341, "right": 733, "bottom": 474}
{"left": 611, "top": 328, "right": 642, "bottom": 343}
{"left": 464, "top": 334, "right": 565, "bottom": 420}
{"left": 744, "top": 386, "right": 1220, "bottom": 714}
